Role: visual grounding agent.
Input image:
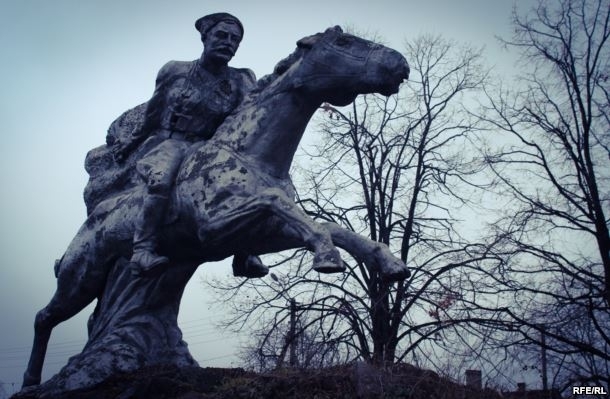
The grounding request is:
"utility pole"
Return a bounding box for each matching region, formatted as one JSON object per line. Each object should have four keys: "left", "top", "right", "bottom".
{"left": 541, "top": 326, "right": 548, "bottom": 391}
{"left": 289, "top": 299, "right": 297, "bottom": 367}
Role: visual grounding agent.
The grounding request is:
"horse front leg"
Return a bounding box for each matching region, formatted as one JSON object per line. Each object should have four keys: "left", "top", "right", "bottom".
{"left": 201, "top": 188, "right": 344, "bottom": 273}
{"left": 322, "top": 222, "right": 410, "bottom": 281}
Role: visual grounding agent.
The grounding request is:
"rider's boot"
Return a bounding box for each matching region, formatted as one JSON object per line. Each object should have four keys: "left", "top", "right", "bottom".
{"left": 131, "top": 193, "right": 169, "bottom": 274}
{"left": 232, "top": 253, "right": 269, "bottom": 278}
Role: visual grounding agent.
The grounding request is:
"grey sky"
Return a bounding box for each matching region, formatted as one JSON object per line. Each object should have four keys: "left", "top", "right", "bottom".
{"left": 0, "top": 0, "right": 528, "bottom": 392}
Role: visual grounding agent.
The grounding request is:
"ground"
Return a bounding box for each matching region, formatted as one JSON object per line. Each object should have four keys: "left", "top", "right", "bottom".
{"left": 12, "top": 363, "right": 508, "bottom": 399}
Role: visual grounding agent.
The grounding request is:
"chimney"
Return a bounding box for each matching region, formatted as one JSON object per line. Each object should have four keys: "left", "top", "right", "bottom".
{"left": 465, "top": 369, "right": 482, "bottom": 389}
{"left": 517, "top": 382, "right": 526, "bottom": 392}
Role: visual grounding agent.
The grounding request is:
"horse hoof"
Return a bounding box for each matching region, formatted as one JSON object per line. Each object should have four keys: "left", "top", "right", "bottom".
{"left": 22, "top": 371, "right": 40, "bottom": 388}
{"left": 382, "top": 267, "right": 410, "bottom": 282}
{"left": 379, "top": 256, "right": 411, "bottom": 281}
{"left": 313, "top": 248, "right": 345, "bottom": 273}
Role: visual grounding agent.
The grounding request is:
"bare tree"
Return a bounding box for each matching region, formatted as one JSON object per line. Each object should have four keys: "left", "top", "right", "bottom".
{"left": 479, "top": 0, "right": 610, "bottom": 389}
{"left": 210, "top": 34, "right": 497, "bottom": 371}
{"left": 239, "top": 301, "right": 344, "bottom": 372}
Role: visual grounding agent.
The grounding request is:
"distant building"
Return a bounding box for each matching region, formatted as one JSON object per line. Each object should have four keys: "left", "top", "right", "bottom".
{"left": 503, "top": 383, "right": 563, "bottom": 399}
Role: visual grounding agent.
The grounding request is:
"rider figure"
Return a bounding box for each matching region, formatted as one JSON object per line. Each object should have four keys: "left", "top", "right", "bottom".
{"left": 112, "top": 13, "right": 265, "bottom": 276}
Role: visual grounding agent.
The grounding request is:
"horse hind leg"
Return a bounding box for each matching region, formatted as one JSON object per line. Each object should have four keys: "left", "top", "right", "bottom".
{"left": 23, "top": 269, "right": 103, "bottom": 388}
{"left": 22, "top": 192, "right": 128, "bottom": 388}
{"left": 22, "top": 304, "right": 58, "bottom": 387}
{"left": 23, "top": 238, "right": 109, "bottom": 387}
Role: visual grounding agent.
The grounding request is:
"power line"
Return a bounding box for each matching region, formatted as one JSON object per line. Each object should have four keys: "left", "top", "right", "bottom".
{"left": 198, "top": 353, "right": 237, "bottom": 362}
{"left": 186, "top": 336, "right": 231, "bottom": 346}
{"left": 0, "top": 316, "right": 231, "bottom": 356}
{"left": 0, "top": 338, "right": 84, "bottom": 354}
{"left": 0, "top": 331, "right": 237, "bottom": 367}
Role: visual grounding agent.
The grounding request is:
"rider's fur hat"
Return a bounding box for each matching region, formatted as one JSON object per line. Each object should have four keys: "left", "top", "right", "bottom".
{"left": 195, "top": 13, "right": 244, "bottom": 40}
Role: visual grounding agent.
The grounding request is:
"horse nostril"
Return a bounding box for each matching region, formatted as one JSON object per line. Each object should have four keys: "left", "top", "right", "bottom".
{"left": 384, "top": 52, "right": 409, "bottom": 80}
{"left": 402, "top": 63, "right": 410, "bottom": 80}
{"left": 392, "top": 56, "right": 409, "bottom": 80}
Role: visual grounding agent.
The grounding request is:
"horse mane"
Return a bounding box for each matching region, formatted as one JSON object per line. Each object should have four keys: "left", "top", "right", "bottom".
{"left": 235, "top": 46, "right": 307, "bottom": 111}
{"left": 258, "top": 47, "right": 306, "bottom": 89}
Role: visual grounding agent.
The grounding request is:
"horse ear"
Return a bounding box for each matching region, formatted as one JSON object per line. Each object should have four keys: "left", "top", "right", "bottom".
{"left": 326, "top": 25, "right": 343, "bottom": 34}
{"left": 297, "top": 33, "right": 321, "bottom": 49}
{"left": 296, "top": 26, "right": 342, "bottom": 49}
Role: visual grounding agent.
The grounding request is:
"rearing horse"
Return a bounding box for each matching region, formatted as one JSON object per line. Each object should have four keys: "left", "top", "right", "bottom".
{"left": 23, "top": 26, "right": 410, "bottom": 389}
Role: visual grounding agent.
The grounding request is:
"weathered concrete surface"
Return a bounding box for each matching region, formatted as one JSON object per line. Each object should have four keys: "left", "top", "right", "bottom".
{"left": 20, "top": 25, "right": 410, "bottom": 397}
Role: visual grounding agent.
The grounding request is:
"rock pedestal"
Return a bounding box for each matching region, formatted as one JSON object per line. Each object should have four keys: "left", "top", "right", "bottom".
{"left": 19, "top": 259, "right": 198, "bottom": 398}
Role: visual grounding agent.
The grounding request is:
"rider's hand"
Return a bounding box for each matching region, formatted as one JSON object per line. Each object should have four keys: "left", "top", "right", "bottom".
{"left": 109, "top": 126, "right": 144, "bottom": 163}
{"left": 111, "top": 140, "right": 129, "bottom": 163}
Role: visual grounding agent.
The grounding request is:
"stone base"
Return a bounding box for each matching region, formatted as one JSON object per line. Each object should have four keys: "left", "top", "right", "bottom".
{"left": 13, "top": 365, "right": 249, "bottom": 399}
{"left": 13, "top": 363, "right": 508, "bottom": 399}
{"left": 18, "top": 257, "right": 199, "bottom": 398}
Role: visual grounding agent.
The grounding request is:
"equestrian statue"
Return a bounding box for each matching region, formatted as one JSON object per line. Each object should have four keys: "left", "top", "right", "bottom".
{"left": 20, "top": 16, "right": 410, "bottom": 396}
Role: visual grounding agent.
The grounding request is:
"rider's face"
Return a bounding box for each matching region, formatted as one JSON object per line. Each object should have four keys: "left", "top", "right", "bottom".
{"left": 203, "top": 22, "right": 242, "bottom": 65}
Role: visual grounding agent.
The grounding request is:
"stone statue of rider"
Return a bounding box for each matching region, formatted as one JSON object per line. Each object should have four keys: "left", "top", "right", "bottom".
{"left": 111, "top": 13, "right": 268, "bottom": 278}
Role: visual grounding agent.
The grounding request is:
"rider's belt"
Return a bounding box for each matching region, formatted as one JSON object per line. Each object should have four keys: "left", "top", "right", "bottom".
{"left": 168, "top": 111, "right": 192, "bottom": 131}
{"left": 156, "top": 129, "right": 201, "bottom": 142}
{"left": 169, "top": 131, "right": 200, "bottom": 142}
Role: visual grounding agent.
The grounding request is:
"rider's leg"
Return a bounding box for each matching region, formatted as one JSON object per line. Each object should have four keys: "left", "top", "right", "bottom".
{"left": 132, "top": 139, "right": 186, "bottom": 273}
{"left": 131, "top": 192, "right": 170, "bottom": 272}
{"left": 232, "top": 253, "right": 269, "bottom": 278}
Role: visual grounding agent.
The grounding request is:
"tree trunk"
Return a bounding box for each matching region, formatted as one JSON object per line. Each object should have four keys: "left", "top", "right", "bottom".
{"left": 370, "top": 277, "right": 393, "bottom": 367}
{"left": 29, "top": 258, "right": 198, "bottom": 396}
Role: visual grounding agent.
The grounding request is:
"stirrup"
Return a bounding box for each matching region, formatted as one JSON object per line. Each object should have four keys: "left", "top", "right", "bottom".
{"left": 233, "top": 255, "right": 269, "bottom": 278}
{"left": 131, "top": 250, "right": 169, "bottom": 275}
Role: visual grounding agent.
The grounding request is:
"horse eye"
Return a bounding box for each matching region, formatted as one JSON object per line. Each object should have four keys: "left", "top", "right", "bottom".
{"left": 335, "top": 36, "right": 352, "bottom": 47}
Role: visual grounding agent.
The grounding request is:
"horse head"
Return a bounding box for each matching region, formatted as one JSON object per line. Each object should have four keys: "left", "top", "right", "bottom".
{"left": 284, "top": 26, "right": 410, "bottom": 106}
{"left": 199, "top": 27, "right": 410, "bottom": 179}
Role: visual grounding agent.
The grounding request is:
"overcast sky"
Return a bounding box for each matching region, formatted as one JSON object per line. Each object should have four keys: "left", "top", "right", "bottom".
{"left": 0, "top": 0, "right": 532, "bottom": 393}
